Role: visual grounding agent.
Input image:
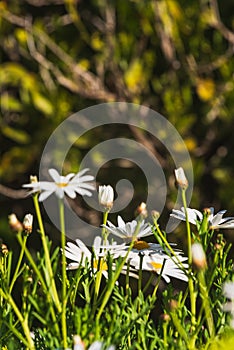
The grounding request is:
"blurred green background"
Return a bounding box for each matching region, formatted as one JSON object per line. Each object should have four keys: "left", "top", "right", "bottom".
{"left": 1, "top": 0, "right": 234, "bottom": 247}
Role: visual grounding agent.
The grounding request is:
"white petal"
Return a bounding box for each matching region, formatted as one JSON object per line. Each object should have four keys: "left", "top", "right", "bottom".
{"left": 211, "top": 211, "right": 226, "bottom": 226}
{"left": 93, "top": 236, "right": 102, "bottom": 255}
{"left": 39, "top": 182, "right": 57, "bottom": 190}
{"left": 67, "top": 263, "right": 80, "bottom": 270}
{"left": 65, "top": 251, "right": 81, "bottom": 262}
{"left": 79, "top": 175, "right": 95, "bottom": 182}
{"left": 64, "top": 187, "right": 77, "bottom": 198}
{"left": 64, "top": 172, "right": 75, "bottom": 181}
{"left": 48, "top": 168, "right": 61, "bottom": 182}
{"left": 77, "top": 183, "right": 95, "bottom": 190}
{"left": 38, "top": 190, "right": 54, "bottom": 201}
{"left": 75, "top": 239, "right": 92, "bottom": 258}
{"left": 117, "top": 216, "right": 126, "bottom": 228}
{"left": 75, "top": 188, "right": 93, "bottom": 197}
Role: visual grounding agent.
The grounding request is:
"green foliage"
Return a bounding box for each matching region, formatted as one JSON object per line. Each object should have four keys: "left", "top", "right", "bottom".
{"left": 0, "top": 0, "right": 234, "bottom": 217}
{"left": 1, "top": 176, "right": 234, "bottom": 349}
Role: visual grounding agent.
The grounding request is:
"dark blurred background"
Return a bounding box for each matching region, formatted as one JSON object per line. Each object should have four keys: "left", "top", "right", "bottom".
{"left": 1, "top": 0, "right": 234, "bottom": 250}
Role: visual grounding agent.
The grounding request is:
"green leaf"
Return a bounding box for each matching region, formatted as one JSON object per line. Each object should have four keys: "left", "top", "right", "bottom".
{"left": 1, "top": 125, "right": 30, "bottom": 144}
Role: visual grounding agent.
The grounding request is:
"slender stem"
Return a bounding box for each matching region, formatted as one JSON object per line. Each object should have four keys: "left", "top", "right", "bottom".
{"left": 198, "top": 271, "right": 215, "bottom": 338}
{"left": 163, "top": 321, "right": 168, "bottom": 348}
{"left": 92, "top": 268, "right": 103, "bottom": 312}
{"left": 170, "top": 311, "right": 189, "bottom": 347}
{"left": 17, "top": 234, "right": 47, "bottom": 291}
{"left": 17, "top": 232, "right": 61, "bottom": 338}
{"left": 181, "top": 189, "right": 192, "bottom": 265}
{"left": 0, "top": 289, "right": 35, "bottom": 349}
{"left": 101, "top": 210, "right": 109, "bottom": 243}
{"left": 59, "top": 198, "right": 67, "bottom": 349}
{"left": 153, "top": 221, "right": 187, "bottom": 272}
{"left": 33, "top": 195, "right": 61, "bottom": 312}
{"left": 96, "top": 239, "right": 135, "bottom": 321}
{"left": 137, "top": 254, "right": 143, "bottom": 295}
{"left": 181, "top": 189, "right": 197, "bottom": 340}
{"left": 9, "top": 233, "right": 27, "bottom": 293}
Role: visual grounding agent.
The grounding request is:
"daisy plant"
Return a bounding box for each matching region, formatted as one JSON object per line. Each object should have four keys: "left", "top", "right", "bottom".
{"left": 23, "top": 167, "right": 95, "bottom": 349}
{"left": 2, "top": 166, "right": 234, "bottom": 349}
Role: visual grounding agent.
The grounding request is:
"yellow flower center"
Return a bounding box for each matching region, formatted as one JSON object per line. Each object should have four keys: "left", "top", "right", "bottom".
{"left": 56, "top": 182, "right": 68, "bottom": 187}
{"left": 150, "top": 262, "right": 163, "bottom": 271}
{"left": 133, "top": 240, "right": 150, "bottom": 250}
{"left": 93, "top": 259, "right": 108, "bottom": 271}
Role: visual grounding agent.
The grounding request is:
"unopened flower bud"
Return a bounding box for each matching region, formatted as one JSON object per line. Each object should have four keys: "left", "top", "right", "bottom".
{"left": 191, "top": 243, "right": 207, "bottom": 270}
{"left": 8, "top": 213, "right": 23, "bottom": 232}
{"left": 151, "top": 210, "right": 160, "bottom": 221}
{"left": 214, "top": 243, "right": 222, "bottom": 250}
{"left": 73, "top": 335, "right": 85, "bottom": 350}
{"left": 98, "top": 185, "right": 114, "bottom": 210}
{"left": 174, "top": 167, "right": 188, "bottom": 190}
{"left": 30, "top": 175, "right": 38, "bottom": 183}
{"left": 169, "top": 299, "right": 178, "bottom": 311}
{"left": 160, "top": 313, "right": 171, "bottom": 322}
{"left": 136, "top": 202, "right": 148, "bottom": 218}
{"left": 1, "top": 243, "right": 8, "bottom": 255}
{"left": 23, "top": 214, "right": 33, "bottom": 234}
{"left": 203, "top": 208, "right": 211, "bottom": 216}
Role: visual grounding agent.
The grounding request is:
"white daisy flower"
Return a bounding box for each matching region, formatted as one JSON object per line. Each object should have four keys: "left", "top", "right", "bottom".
{"left": 98, "top": 185, "right": 114, "bottom": 209}
{"left": 23, "top": 168, "right": 95, "bottom": 201}
{"left": 64, "top": 236, "right": 127, "bottom": 278}
{"left": 65, "top": 238, "right": 140, "bottom": 280}
{"left": 65, "top": 236, "right": 107, "bottom": 277}
{"left": 170, "top": 207, "right": 234, "bottom": 229}
{"left": 102, "top": 216, "right": 152, "bottom": 242}
{"left": 130, "top": 254, "right": 188, "bottom": 283}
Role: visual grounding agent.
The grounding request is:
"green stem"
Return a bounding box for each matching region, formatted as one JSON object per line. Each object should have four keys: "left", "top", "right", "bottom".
{"left": 0, "top": 289, "right": 35, "bottom": 349}
{"left": 92, "top": 268, "right": 103, "bottom": 312}
{"left": 181, "top": 189, "right": 192, "bottom": 265}
{"left": 33, "top": 194, "right": 61, "bottom": 312}
{"left": 137, "top": 254, "right": 143, "bottom": 295}
{"left": 198, "top": 270, "right": 215, "bottom": 338}
{"left": 17, "top": 234, "right": 46, "bottom": 291}
{"left": 59, "top": 198, "right": 67, "bottom": 349}
{"left": 9, "top": 232, "right": 27, "bottom": 293}
{"left": 153, "top": 221, "right": 187, "bottom": 273}
{"left": 17, "top": 233, "right": 61, "bottom": 338}
{"left": 181, "top": 188, "right": 196, "bottom": 336}
{"left": 163, "top": 321, "right": 168, "bottom": 348}
{"left": 101, "top": 210, "right": 109, "bottom": 243}
{"left": 96, "top": 240, "right": 135, "bottom": 321}
{"left": 170, "top": 311, "right": 190, "bottom": 347}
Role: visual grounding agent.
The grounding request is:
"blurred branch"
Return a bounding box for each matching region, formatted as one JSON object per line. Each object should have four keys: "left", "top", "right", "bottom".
{"left": 152, "top": 1, "right": 177, "bottom": 65}
{"left": 197, "top": 47, "right": 234, "bottom": 74}
{"left": 0, "top": 184, "right": 28, "bottom": 199}
{"left": 128, "top": 125, "right": 167, "bottom": 168}
{"left": 25, "top": 0, "right": 65, "bottom": 5}
{"left": 209, "top": 0, "right": 234, "bottom": 45}
{"left": 0, "top": 9, "right": 116, "bottom": 101}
